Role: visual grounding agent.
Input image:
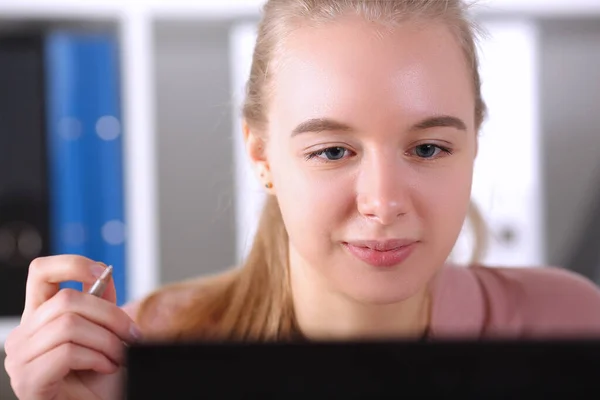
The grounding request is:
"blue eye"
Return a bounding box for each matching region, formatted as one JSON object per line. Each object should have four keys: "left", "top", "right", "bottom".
{"left": 414, "top": 144, "right": 450, "bottom": 159}
{"left": 305, "top": 144, "right": 451, "bottom": 163}
{"left": 306, "top": 147, "right": 350, "bottom": 161}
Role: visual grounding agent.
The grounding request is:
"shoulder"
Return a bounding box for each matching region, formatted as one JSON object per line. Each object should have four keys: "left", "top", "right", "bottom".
{"left": 121, "top": 277, "right": 205, "bottom": 327}
{"left": 470, "top": 265, "right": 600, "bottom": 336}
{"left": 121, "top": 268, "right": 238, "bottom": 335}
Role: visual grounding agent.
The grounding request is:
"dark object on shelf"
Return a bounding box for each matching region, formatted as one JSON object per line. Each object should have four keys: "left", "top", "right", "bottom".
{"left": 0, "top": 33, "right": 51, "bottom": 317}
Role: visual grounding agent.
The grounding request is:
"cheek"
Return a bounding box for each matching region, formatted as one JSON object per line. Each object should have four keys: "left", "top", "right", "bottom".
{"left": 417, "top": 163, "right": 473, "bottom": 244}
{"left": 269, "top": 152, "right": 352, "bottom": 244}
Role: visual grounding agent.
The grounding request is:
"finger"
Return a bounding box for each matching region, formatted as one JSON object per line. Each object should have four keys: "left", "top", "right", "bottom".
{"left": 22, "top": 255, "right": 112, "bottom": 321}
{"left": 22, "top": 313, "right": 127, "bottom": 367}
{"left": 3, "top": 325, "right": 22, "bottom": 357}
{"left": 24, "top": 343, "right": 118, "bottom": 394}
{"left": 23, "top": 288, "right": 141, "bottom": 345}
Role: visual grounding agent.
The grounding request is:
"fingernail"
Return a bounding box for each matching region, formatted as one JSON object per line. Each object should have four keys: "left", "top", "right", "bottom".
{"left": 91, "top": 263, "right": 106, "bottom": 278}
{"left": 130, "top": 323, "right": 143, "bottom": 341}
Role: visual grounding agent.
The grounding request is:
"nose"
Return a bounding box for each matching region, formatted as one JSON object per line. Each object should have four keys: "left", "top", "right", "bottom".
{"left": 356, "top": 153, "right": 410, "bottom": 225}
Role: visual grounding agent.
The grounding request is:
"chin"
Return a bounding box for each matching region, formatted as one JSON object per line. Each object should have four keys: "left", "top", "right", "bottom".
{"left": 338, "top": 272, "right": 426, "bottom": 306}
{"left": 352, "top": 290, "right": 420, "bottom": 306}
{"left": 329, "top": 248, "right": 433, "bottom": 305}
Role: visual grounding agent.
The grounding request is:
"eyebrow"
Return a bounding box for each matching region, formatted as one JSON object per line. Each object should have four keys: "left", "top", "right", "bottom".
{"left": 411, "top": 115, "right": 467, "bottom": 132}
{"left": 291, "top": 115, "right": 467, "bottom": 137}
{"left": 291, "top": 118, "right": 353, "bottom": 136}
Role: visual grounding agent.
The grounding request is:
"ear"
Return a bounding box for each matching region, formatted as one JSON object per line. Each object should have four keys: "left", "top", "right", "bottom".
{"left": 243, "top": 120, "right": 273, "bottom": 191}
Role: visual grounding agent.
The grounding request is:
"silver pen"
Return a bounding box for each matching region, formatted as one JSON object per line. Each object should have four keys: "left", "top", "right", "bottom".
{"left": 87, "top": 265, "right": 113, "bottom": 297}
{"left": 87, "top": 265, "right": 133, "bottom": 349}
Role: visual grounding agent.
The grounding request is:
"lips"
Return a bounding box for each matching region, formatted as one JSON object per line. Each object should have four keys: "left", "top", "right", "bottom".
{"left": 345, "top": 239, "right": 416, "bottom": 252}
{"left": 342, "top": 239, "right": 417, "bottom": 268}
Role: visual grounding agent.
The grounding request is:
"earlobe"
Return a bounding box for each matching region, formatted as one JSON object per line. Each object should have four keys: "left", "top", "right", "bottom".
{"left": 242, "top": 120, "right": 252, "bottom": 143}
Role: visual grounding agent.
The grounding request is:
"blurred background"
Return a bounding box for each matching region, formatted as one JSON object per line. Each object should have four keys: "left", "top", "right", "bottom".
{"left": 1, "top": 0, "right": 600, "bottom": 396}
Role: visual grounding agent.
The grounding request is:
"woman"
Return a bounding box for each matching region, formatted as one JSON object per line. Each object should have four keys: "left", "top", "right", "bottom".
{"left": 6, "top": 0, "right": 600, "bottom": 398}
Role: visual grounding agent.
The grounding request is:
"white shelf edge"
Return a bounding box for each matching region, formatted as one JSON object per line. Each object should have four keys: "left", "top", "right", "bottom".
{"left": 150, "top": 0, "right": 600, "bottom": 19}
{"left": 2, "top": 0, "right": 600, "bottom": 20}
{"left": 0, "top": 0, "right": 263, "bottom": 21}
{"left": 0, "top": 317, "right": 20, "bottom": 347}
{"left": 120, "top": 9, "right": 161, "bottom": 304}
{"left": 147, "top": 1, "right": 263, "bottom": 20}
{"left": 473, "top": 0, "right": 600, "bottom": 18}
{"left": 229, "top": 22, "right": 265, "bottom": 265}
{"left": 0, "top": 1, "right": 122, "bottom": 19}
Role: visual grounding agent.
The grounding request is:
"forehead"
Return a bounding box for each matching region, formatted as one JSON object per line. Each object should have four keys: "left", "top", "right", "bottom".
{"left": 270, "top": 16, "right": 475, "bottom": 130}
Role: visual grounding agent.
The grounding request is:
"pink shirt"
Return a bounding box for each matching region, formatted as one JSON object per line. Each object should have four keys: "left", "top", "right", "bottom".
{"left": 126, "top": 265, "right": 600, "bottom": 339}
{"left": 429, "top": 265, "right": 600, "bottom": 339}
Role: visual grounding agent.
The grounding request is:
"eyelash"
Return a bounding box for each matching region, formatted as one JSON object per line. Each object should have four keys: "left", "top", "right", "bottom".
{"left": 304, "top": 144, "right": 453, "bottom": 162}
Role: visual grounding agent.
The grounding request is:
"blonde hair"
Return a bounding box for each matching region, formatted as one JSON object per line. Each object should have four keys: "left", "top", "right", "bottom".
{"left": 137, "top": 0, "right": 488, "bottom": 342}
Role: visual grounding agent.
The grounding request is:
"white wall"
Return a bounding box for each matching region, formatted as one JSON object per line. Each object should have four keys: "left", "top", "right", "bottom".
{"left": 452, "top": 19, "right": 544, "bottom": 266}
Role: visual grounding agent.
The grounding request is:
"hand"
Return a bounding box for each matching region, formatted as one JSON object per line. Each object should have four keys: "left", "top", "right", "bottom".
{"left": 4, "top": 255, "right": 142, "bottom": 400}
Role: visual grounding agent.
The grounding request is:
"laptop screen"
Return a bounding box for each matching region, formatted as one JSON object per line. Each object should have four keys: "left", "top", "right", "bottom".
{"left": 125, "top": 340, "right": 600, "bottom": 399}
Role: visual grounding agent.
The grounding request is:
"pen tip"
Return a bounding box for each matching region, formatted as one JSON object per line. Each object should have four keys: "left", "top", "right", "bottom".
{"left": 100, "top": 265, "right": 113, "bottom": 279}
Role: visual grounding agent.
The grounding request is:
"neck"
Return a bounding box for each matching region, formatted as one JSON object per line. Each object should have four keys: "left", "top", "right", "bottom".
{"left": 289, "top": 251, "right": 431, "bottom": 341}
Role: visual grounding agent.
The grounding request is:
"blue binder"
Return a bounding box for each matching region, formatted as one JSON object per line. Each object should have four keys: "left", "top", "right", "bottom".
{"left": 44, "top": 30, "right": 127, "bottom": 306}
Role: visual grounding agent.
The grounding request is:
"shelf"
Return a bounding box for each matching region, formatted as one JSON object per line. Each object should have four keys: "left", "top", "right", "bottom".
{"left": 475, "top": 0, "right": 600, "bottom": 18}
{"left": 0, "top": 0, "right": 122, "bottom": 20}
{"left": 2, "top": 0, "right": 600, "bottom": 21}
{"left": 474, "top": 0, "right": 600, "bottom": 19}
{"left": 147, "top": 0, "right": 263, "bottom": 20}
{"left": 0, "top": 0, "right": 263, "bottom": 21}
{"left": 0, "top": 6, "right": 161, "bottom": 305}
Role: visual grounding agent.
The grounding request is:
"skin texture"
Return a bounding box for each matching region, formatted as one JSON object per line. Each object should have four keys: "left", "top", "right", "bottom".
{"left": 246, "top": 16, "right": 478, "bottom": 340}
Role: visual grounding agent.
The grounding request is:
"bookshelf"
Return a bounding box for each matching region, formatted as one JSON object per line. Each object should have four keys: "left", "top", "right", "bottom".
{"left": 0, "top": 0, "right": 599, "bottom": 346}
{"left": 0, "top": 0, "right": 258, "bottom": 348}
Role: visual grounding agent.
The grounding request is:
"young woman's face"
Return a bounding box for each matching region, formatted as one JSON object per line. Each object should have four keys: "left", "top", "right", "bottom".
{"left": 263, "top": 16, "right": 477, "bottom": 304}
